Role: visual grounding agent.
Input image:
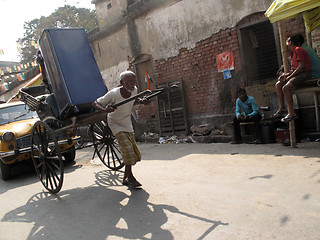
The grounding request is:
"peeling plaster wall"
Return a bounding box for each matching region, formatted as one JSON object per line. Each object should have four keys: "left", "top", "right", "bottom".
{"left": 92, "top": 26, "right": 130, "bottom": 69}
{"left": 92, "top": 0, "right": 274, "bottom": 78}
{"left": 136, "top": 0, "right": 274, "bottom": 60}
{"left": 101, "top": 61, "right": 130, "bottom": 89}
{"left": 91, "top": 24, "right": 131, "bottom": 85}
{"left": 90, "top": 0, "right": 277, "bottom": 132}
{"left": 95, "top": 0, "right": 127, "bottom": 30}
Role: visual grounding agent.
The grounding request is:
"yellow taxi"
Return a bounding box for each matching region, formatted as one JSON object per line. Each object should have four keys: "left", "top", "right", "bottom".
{"left": 0, "top": 101, "right": 76, "bottom": 180}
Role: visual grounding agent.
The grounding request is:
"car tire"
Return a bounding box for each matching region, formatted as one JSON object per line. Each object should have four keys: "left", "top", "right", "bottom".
{"left": 0, "top": 161, "right": 10, "bottom": 180}
{"left": 63, "top": 146, "right": 76, "bottom": 162}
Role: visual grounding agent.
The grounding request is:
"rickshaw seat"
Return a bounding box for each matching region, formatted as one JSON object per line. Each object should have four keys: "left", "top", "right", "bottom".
{"left": 45, "top": 94, "right": 60, "bottom": 119}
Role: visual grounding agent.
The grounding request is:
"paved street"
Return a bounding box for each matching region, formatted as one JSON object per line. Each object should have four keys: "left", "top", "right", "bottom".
{"left": 1, "top": 142, "right": 320, "bottom": 240}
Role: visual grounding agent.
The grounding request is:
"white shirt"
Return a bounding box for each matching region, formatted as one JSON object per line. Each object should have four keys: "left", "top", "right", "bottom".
{"left": 96, "top": 86, "right": 137, "bottom": 135}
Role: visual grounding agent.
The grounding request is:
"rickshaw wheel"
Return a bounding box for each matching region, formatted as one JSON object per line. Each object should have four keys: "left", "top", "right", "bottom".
{"left": 31, "top": 121, "right": 64, "bottom": 194}
{"left": 90, "top": 120, "right": 124, "bottom": 170}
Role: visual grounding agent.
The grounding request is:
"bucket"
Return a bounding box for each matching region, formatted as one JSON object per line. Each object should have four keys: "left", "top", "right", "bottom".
{"left": 262, "top": 123, "right": 274, "bottom": 143}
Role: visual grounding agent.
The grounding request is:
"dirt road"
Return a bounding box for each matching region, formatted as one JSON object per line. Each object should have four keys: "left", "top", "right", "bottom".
{"left": 1, "top": 142, "right": 320, "bottom": 240}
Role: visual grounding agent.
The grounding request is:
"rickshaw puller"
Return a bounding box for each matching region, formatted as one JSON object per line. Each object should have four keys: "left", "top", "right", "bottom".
{"left": 92, "top": 70, "right": 149, "bottom": 188}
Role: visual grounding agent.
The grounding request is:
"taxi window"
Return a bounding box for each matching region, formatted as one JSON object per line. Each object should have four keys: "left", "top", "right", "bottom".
{"left": 0, "top": 104, "right": 37, "bottom": 125}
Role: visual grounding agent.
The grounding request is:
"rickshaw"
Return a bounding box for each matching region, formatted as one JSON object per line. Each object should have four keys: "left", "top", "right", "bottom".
{"left": 19, "top": 28, "right": 173, "bottom": 194}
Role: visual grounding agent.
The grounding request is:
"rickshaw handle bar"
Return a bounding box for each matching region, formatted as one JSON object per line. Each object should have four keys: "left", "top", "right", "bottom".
{"left": 111, "top": 90, "right": 152, "bottom": 108}
{"left": 111, "top": 84, "right": 178, "bottom": 108}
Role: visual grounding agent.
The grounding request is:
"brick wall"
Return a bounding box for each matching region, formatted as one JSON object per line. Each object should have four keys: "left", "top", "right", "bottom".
{"left": 153, "top": 27, "right": 242, "bottom": 116}
{"left": 283, "top": 16, "right": 305, "bottom": 38}
{"left": 133, "top": 16, "right": 314, "bottom": 135}
{"left": 133, "top": 26, "right": 243, "bottom": 133}
{"left": 312, "top": 29, "right": 320, "bottom": 56}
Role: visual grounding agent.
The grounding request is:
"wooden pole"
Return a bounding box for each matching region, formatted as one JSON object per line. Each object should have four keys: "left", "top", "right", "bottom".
{"left": 278, "top": 20, "right": 290, "bottom": 73}
{"left": 306, "top": 32, "right": 312, "bottom": 48}
{"left": 289, "top": 121, "right": 296, "bottom": 147}
{"left": 277, "top": 20, "right": 296, "bottom": 147}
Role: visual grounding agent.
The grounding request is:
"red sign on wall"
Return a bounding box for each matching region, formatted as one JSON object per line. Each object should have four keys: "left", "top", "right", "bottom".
{"left": 216, "top": 52, "right": 234, "bottom": 72}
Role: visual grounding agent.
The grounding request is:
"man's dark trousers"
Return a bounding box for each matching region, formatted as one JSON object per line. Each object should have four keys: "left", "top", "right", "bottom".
{"left": 233, "top": 114, "right": 262, "bottom": 142}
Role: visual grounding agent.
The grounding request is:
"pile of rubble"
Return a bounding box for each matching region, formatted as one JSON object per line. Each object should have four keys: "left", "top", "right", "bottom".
{"left": 138, "top": 123, "right": 232, "bottom": 144}
{"left": 188, "top": 123, "right": 232, "bottom": 143}
{"left": 138, "top": 132, "right": 195, "bottom": 144}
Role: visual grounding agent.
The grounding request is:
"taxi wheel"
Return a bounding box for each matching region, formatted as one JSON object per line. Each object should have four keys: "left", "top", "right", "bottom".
{"left": 90, "top": 120, "right": 124, "bottom": 171}
{"left": 0, "top": 161, "right": 10, "bottom": 180}
{"left": 31, "top": 121, "right": 64, "bottom": 194}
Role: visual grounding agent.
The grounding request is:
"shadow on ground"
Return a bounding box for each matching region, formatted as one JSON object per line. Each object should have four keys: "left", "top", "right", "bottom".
{"left": 0, "top": 160, "right": 82, "bottom": 195}
{"left": 2, "top": 169, "right": 228, "bottom": 240}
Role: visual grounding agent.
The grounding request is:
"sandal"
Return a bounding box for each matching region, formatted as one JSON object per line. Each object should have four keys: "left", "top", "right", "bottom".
{"left": 281, "top": 114, "right": 298, "bottom": 122}
{"left": 122, "top": 178, "right": 129, "bottom": 185}
{"left": 272, "top": 109, "right": 287, "bottom": 119}
{"left": 127, "top": 177, "right": 142, "bottom": 188}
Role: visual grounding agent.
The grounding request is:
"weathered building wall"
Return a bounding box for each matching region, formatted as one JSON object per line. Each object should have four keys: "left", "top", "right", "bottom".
{"left": 135, "top": 0, "right": 273, "bottom": 60}
{"left": 312, "top": 28, "right": 320, "bottom": 55}
{"left": 95, "top": 0, "right": 127, "bottom": 31}
{"left": 91, "top": 0, "right": 274, "bottom": 69}
{"left": 153, "top": 27, "right": 241, "bottom": 118}
{"left": 89, "top": 0, "right": 315, "bottom": 135}
{"left": 91, "top": 24, "right": 131, "bottom": 90}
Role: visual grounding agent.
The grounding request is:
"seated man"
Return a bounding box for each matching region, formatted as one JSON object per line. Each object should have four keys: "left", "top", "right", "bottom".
{"left": 273, "top": 34, "right": 312, "bottom": 122}
{"left": 297, "top": 34, "right": 320, "bottom": 79}
{"left": 231, "top": 88, "right": 262, "bottom": 144}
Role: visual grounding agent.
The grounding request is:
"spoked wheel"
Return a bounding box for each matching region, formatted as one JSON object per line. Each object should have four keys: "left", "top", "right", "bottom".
{"left": 31, "top": 121, "right": 64, "bottom": 194}
{"left": 90, "top": 120, "right": 124, "bottom": 170}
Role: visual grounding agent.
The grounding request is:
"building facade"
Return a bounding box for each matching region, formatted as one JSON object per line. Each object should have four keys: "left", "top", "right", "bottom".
{"left": 89, "top": 0, "right": 318, "bottom": 136}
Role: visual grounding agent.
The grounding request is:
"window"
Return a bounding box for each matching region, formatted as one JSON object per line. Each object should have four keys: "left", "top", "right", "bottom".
{"left": 239, "top": 20, "right": 280, "bottom": 82}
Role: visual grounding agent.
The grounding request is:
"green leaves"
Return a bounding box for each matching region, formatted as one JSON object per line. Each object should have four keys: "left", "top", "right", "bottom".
{"left": 18, "top": 5, "right": 97, "bottom": 64}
